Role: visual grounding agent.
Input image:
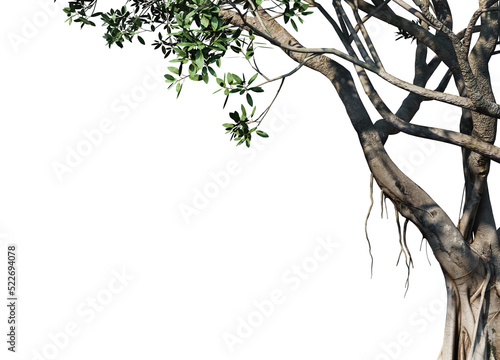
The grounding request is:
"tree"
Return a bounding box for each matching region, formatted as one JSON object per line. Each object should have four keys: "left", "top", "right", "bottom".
{"left": 62, "top": 0, "right": 500, "bottom": 358}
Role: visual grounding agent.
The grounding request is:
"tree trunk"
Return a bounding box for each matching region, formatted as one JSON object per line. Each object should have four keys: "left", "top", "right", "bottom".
{"left": 439, "top": 261, "right": 500, "bottom": 359}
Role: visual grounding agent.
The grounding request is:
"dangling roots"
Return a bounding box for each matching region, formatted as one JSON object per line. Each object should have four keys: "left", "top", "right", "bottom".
{"left": 419, "top": 236, "right": 432, "bottom": 266}
{"left": 394, "top": 205, "right": 414, "bottom": 296}
{"left": 365, "top": 174, "right": 422, "bottom": 295}
{"left": 365, "top": 174, "right": 375, "bottom": 278}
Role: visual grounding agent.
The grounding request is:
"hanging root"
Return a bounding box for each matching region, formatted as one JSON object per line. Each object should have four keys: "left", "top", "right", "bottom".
{"left": 458, "top": 177, "right": 467, "bottom": 225}
{"left": 365, "top": 174, "right": 375, "bottom": 278}
{"left": 394, "top": 205, "right": 413, "bottom": 296}
{"left": 402, "top": 218, "right": 414, "bottom": 296}
{"left": 403, "top": 219, "right": 413, "bottom": 269}
{"left": 395, "top": 207, "right": 407, "bottom": 266}
{"left": 380, "top": 190, "right": 384, "bottom": 219}
{"left": 419, "top": 236, "right": 432, "bottom": 266}
{"left": 468, "top": 263, "right": 491, "bottom": 360}
{"left": 381, "top": 191, "right": 389, "bottom": 219}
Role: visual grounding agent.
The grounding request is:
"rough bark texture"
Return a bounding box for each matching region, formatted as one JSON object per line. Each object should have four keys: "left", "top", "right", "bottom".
{"left": 219, "top": 0, "right": 500, "bottom": 358}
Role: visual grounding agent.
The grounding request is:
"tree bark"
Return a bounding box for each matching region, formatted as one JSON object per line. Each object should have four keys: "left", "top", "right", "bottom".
{"left": 220, "top": 2, "right": 500, "bottom": 358}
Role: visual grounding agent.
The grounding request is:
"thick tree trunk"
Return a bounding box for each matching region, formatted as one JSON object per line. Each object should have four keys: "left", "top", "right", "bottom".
{"left": 439, "top": 263, "right": 500, "bottom": 359}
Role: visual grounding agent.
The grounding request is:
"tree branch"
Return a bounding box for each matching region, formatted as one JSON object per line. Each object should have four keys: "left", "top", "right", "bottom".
{"left": 458, "top": 0, "right": 499, "bottom": 246}
{"left": 230, "top": 7, "right": 500, "bottom": 118}
{"left": 220, "top": 4, "right": 482, "bottom": 279}
{"left": 354, "top": 63, "right": 500, "bottom": 164}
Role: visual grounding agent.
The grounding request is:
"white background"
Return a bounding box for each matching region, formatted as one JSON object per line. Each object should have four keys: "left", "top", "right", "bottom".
{"left": 1, "top": 1, "right": 499, "bottom": 359}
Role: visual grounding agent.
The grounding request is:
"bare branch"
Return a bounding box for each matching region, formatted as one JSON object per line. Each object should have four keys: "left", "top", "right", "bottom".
{"left": 347, "top": 0, "right": 385, "bottom": 68}
{"left": 332, "top": 0, "right": 374, "bottom": 64}
{"left": 255, "top": 54, "right": 319, "bottom": 87}
{"left": 356, "top": 65, "right": 500, "bottom": 164}
{"left": 351, "top": 0, "right": 392, "bottom": 35}
{"left": 463, "top": 0, "right": 498, "bottom": 52}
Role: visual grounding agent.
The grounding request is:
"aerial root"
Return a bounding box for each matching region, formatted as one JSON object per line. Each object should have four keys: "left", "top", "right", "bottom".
{"left": 420, "top": 236, "right": 432, "bottom": 266}
{"left": 380, "top": 190, "right": 384, "bottom": 218}
{"left": 365, "top": 174, "right": 375, "bottom": 278}
{"left": 468, "top": 264, "right": 491, "bottom": 360}
{"left": 395, "top": 207, "right": 406, "bottom": 266}
{"left": 458, "top": 177, "right": 467, "bottom": 224}
{"left": 402, "top": 218, "right": 414, "bottom": 296}
{"left": 380, "top": 191, "right": 388, "bottom": 219}
{"left": 384, "top": 195, "right": 388, "bottom": 219}
{"left": 403, "top": 219, "right": 413, "bottom": 268}
{"left": 394, "top": 205, "right": 413, "bottom": 295}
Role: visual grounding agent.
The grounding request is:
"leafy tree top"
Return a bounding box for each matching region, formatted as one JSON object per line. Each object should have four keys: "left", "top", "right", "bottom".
{"left": 63, "top": 0, "right": 316, "bottom": 147}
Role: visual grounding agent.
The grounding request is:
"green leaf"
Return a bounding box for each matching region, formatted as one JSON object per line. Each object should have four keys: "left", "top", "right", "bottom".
{"left": 194, "top": 50, "right": 204, "bottom": 69}
{"left": 227, "top": 73, "right": 234, "bottom": 84}
{"left": 186, "top": 10, "right": 197, "bottom": 21}
{"left": 177, "top": 42, "right": 194, "bottom": 47}
{"left": 175, "top": 13, "right": 183, "bottom": 27}
{"left": 222, "top": 123, "right": 234, "bottom": 128}
{"left": 229, "top": 111, "right": 240, "bottom": 121}
{"left": 256, "top": 130, "right": 269, "bottom": 138}
{"left": 208, "top": 66, "right": 217, "bottom": 77}
{"left": 202, "top": 67, "right": 209, "bottom": 84}
{"left": 291, "top": 19, "right": 298, "bottom": 32}
{"left": 137, "top": 36, "right": 145, "bottom": 45}
{"left": 241, "top": 105, "right": 247, "bottom": 120}
{"left": 249, "top": 87, "right": 264, "bottom": 92}
{"left": 248, "top": 73, "right": 258, "bottom": 85}
{"left": 164, "top": 74, "right": 175, "bottom": 83}
{"left": 168, "top": 66, "right": 179, "bottom": 75}
{"left": 189, "top": 64, "right": 197, "bottom": 76}
{"left": 232, "top": 74, "right": 243, "bottom": 84}
{"left": 211, "top": 16, "right": 219, "bottom": 31}
{"left": 216, "top": 78, "right": 225, "bottom": 87}
{"left": 246, "top": 93, "right": 253, "bottom": 106}
{"left": 201, "top": 16, "right": 209, "bottom": 28}
{"left": 176, "top": 82, "right": 183, "bottom": 98}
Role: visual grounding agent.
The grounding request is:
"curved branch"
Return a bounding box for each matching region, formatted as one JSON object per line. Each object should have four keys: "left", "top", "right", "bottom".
{"left": 389, "top": 121, "right": 500, "bottom": 164}
{"left": 374, "top": 26, "right": 480, "bottom": 142}
{"left": 360, "top": 76, "right": 500, "bottom": 164}
{"left": 221, "top": 4, "right": 481, "bottom": 278}
{"left": 222, "top": 7, "right": 500, "bottom": 117}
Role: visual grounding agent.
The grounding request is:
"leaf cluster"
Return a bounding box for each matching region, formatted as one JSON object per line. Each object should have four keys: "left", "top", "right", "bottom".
{"left": 62, "top": 0, "right": 313, "bottom": 146}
